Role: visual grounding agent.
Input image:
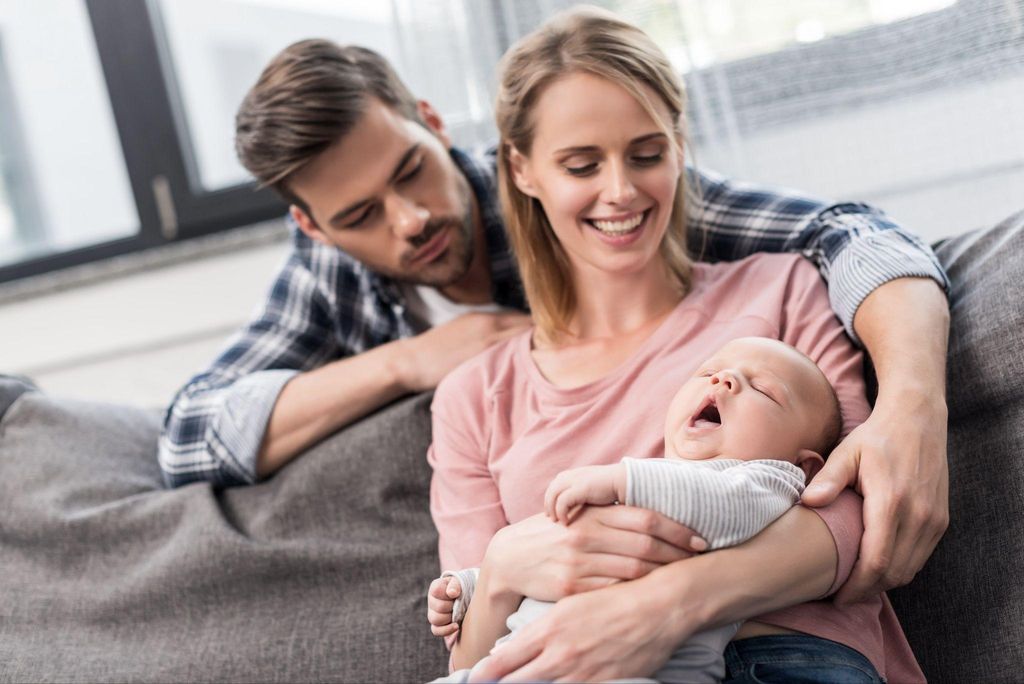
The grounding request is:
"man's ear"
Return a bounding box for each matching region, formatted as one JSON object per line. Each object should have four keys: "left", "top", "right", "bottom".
{"left": 417, "top": 100, "right": 451, "bottom": 149}
{"left": 290, "top": 204, "right": 333, "bottom": 248}
{"left": 796, "top": 448, "right": 825, "bottom": 483}
{"left": 507, "top": 145, "right": 540, "bottom": 199}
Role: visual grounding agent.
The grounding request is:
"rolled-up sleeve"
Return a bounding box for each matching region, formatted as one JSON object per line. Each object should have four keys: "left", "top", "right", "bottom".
{"left": 158, "top": 253, "right": 341, "bottom": 488}
{"left": 688, "top": 168, "right": 950, "bottom": 345}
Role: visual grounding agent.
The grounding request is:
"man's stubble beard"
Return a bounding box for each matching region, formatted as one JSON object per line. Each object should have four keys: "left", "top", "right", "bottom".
{"left": 390, "top": 192, "right": 477, "bottom": 289}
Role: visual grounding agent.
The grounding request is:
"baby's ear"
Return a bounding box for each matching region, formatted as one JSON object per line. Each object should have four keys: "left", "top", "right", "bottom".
{"left": 795, "top": 449, "right": 825, "bottom": 483}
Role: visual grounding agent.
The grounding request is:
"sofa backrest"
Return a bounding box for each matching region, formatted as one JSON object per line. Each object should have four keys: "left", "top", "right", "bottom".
{"left": 889, "top": 211, "right": 1024, "bottom": 682}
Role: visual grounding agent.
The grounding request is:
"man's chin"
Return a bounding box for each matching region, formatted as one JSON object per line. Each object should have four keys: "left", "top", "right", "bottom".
{"left": 400, "top": 257, "right": 471, "bottom": 289}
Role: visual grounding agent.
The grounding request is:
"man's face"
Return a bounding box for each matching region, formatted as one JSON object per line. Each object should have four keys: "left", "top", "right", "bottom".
{"left": 288, "top": 98, "right": 476, "bottom": 287}
{"left": 663, "top": 337, "right": 833, "bottom": 465}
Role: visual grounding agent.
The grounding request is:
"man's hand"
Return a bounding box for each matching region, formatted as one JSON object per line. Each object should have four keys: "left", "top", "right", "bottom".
{"left": 803, "top": 276, "right": 951, "bottom": 604}
{"left": 543, "top": 464, "right": 627, "bottom": 524}
{"left": 427, "top": 576, "right": 461, "bottom": 637}
{"left": 395, "top": 312, "right": 531, "bottom": 392}
{"left": 803, "top": 388, "right": 949, "bottom": 604}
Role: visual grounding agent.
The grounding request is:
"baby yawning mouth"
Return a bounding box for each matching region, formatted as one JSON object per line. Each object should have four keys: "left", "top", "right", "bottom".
{"left": 691, "top": 398, "right": 722, "bottom": 429}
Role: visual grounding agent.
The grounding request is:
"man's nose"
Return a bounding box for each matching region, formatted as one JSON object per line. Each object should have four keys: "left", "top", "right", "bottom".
{"left": 600, "top": 160, "right": 638, "bottom": 206}
{"left": 386, "top": 192, "right": 429, "bottom": 240}
{"left": 710, "top": 370, "right": 740, "bottom": 393}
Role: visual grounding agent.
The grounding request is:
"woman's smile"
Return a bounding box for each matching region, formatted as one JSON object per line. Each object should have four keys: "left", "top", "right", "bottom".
{"left": 584, "top": 208, "right": 652, "bottom": 246}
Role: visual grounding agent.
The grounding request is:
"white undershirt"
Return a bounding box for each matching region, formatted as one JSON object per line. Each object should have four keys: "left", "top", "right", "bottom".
{"left": 400, "top": 283, "right": 506, "bottom": 328}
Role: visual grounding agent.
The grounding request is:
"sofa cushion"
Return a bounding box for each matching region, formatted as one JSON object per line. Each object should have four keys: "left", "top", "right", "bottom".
{"left": 888, "top": 210, "right": 1024, "bottom": 682}
{"left": 0, "top": 390, "right": 446, "bottom": 682}
{"left": 2, "top": 212, "right": 1022, "bottom": 682}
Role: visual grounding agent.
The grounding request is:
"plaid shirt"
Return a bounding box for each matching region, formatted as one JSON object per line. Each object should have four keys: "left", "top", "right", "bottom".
{"left": 159, "top": 147, "right": 948, "bottom": 487}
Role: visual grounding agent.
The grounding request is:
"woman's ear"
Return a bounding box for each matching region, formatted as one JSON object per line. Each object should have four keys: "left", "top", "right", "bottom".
{"left": 796, "top": 448, "right": 825, "bottom": 483}
{"left": 508, "top": 145, "right": 540, "bottom": 199}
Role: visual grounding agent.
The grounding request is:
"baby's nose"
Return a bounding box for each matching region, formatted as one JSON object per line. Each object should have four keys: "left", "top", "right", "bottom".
{"left": 710, "top": 371, "right": 739, "bottom": 392}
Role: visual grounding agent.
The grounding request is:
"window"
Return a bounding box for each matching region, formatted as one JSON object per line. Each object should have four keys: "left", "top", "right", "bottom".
{"left": 0, "top": 1, "right": 139, "bottom": 270}
{"left": 1, "top": 0, "right": 1021, "bottom": 285}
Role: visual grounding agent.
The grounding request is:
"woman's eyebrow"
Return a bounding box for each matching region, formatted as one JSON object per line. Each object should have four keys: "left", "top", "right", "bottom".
{"left": 553, "top": 132, "right": 667, "bottom": 156}
{"left": 630, "top": 132, "right": 667, "bottom": 145}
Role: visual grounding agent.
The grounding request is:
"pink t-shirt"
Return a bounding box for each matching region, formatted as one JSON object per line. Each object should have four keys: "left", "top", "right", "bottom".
{"left": 428, "top": 253, "right": 923, "bottom": 682}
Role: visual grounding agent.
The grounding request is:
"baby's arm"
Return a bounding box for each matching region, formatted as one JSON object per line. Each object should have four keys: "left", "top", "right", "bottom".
{"left": 544, "top": 464, "right": 627, "bottom": 524}
{"left": 625, "top": 459, "right": 805, "bottom": 549}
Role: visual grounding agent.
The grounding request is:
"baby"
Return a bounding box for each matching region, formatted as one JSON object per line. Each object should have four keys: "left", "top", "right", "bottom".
{"left": 427, "top": 336, "right": 842, "bottom": 683}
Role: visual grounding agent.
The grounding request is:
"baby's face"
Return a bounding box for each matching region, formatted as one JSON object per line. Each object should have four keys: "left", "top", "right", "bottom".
{"left": 663, "top": 338, "right": 833, "bottom": 469}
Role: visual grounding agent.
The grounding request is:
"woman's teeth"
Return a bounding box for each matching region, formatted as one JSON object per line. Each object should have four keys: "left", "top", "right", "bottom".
{"left": 591, "top": 212, "right": 644, "bottom": 235}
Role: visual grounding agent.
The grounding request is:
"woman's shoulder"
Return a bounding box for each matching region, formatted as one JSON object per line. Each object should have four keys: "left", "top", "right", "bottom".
{"left": 433, "top": 327, "right": 532, "bottom": 414}
{"left": 689, "top": 253, "right": 820, "bottom": 313}
{"left": 695, "top": 252, "right": 814, "bottom": 284}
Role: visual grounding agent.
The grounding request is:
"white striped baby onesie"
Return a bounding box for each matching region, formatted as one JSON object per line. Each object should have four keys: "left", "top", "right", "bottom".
{"left": 433, "top": 458, "right": 806, "bottom": 684}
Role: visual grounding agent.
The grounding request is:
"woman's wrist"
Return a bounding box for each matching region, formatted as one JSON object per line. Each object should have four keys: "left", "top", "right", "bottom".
{"left": 479, "top": 527, "right": 523, "bottom": 603}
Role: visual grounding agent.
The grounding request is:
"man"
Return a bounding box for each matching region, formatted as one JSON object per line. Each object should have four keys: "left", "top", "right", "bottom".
{"left": 159, "top": 40, "right": 949, "bottom": 611}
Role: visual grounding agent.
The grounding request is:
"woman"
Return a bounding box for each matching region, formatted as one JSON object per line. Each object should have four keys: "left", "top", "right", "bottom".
{"left": 428, "top": 7, "right": 924, "bottom": 683}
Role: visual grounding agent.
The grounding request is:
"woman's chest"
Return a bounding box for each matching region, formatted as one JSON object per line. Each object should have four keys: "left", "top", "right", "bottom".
{"left": 490, "top": 315, "right": 775, "bottom": 522}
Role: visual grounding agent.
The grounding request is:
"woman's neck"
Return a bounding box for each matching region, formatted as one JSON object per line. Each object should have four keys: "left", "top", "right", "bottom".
{"left": 566, "top": 260, "right": 683, "bottom": 340}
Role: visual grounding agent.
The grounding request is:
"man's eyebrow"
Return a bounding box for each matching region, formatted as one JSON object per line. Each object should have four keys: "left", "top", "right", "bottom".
{"left": 328, "top": 144, "right": 421, "bottom": 226}
{"left": 553, "top": 132, "right": 667, "bottom": 156}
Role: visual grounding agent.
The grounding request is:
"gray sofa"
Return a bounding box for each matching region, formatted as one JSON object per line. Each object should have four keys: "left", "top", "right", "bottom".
{"left": 1, "top": 212, "right": 1022, "bottom": 682}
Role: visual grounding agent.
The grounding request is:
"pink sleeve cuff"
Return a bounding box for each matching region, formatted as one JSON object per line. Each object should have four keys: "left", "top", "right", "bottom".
{"left": 806, "top": 489, "right": 864, "bottom": 596}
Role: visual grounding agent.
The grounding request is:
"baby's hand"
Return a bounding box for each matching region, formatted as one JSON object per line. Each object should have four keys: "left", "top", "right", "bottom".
{"left": 427, "top": 576, "right": 462, "bottom": 637}
{"left": 544, "top": 463, "right": 627, "bottom": 524}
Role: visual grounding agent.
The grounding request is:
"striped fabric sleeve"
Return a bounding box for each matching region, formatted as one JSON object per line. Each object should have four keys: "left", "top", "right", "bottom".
{"left": 440, "top": 567, "right": 480, "bottom": 624}
{"left": 687, "top": 168, "right": 949, "bottom": 345}
{"left": 624, "top": 458, "right": 806, "bottom": 549}
{"left": 158, "top": 252, "right": 341, "bottom": 488}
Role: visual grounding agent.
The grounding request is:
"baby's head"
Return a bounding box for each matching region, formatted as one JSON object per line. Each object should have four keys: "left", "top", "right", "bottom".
{"left": 663, "top": 337, "right": 841, "bottom": 480}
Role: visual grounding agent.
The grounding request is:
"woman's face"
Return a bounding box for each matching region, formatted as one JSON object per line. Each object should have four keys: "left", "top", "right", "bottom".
{"left": 510, "top": 71, "right": 682, "bottom": 282}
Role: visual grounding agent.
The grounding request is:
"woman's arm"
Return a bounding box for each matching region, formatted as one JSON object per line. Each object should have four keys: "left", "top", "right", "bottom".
{"left": 471, "top": 503, "right": 840, "bottom": 682}
{"left": 430, "top": 363, "right": 702, "bottom": 669}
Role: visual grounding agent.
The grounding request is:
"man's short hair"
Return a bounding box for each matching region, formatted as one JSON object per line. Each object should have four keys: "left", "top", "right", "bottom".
{"left": 235, "top": 40, "right": 420, "bottom": 214}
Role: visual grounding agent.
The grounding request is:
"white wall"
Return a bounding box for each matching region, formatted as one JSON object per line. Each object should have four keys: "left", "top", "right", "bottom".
{"left": 695, "top": 73, "right": 1024, "bottom": 242}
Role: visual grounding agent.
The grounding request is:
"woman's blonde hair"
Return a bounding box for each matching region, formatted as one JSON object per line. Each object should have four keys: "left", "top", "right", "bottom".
{"left": 495, "top": 5, "right": 692, "bottom": 340}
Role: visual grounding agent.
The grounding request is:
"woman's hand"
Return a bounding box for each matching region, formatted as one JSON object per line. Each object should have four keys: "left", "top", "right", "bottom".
{"left": 469, "top": 566, "right": 687, "bottom": 683}
{"left": 472, "top": 504, "right": 839, "bottom": 682}
{"left": 485, "top": 506, "right": 703, "bottom": 602}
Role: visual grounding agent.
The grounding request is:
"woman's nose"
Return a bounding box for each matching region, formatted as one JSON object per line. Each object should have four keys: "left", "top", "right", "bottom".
{"left": 601, "top": 161, "right": 638, "bottom": 206}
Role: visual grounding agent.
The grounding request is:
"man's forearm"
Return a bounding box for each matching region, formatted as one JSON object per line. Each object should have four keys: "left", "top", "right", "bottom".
{"left": 852, "top": 277, "right": 950, "bottom": 404}
{"left": 255, "top": 340, "right": 410, "bottom": 477}
{"left": 652, "top": 505, "right": 838, "bottom": 637}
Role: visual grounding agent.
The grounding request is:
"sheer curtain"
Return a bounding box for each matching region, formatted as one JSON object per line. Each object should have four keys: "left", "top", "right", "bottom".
{"left": 154, "top": 0, "right": 1022, "bottom": 240}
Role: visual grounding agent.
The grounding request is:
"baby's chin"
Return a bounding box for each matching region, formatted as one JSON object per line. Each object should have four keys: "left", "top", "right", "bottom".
{"left": 668, "top": 436, "right": 719, "bottom": 461}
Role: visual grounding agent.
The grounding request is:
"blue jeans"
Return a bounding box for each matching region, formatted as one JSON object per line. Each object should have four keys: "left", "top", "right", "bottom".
{"left": 721, "top": 635, "right": 883, "bottom": 683}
